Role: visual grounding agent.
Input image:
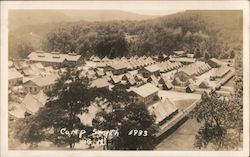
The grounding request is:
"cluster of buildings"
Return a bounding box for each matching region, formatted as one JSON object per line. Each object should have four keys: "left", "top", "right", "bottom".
{"left": 8, "top": 50, "right": 235, "bottom": 128}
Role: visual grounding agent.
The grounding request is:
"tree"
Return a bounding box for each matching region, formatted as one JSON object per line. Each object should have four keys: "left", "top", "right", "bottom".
{"left": 204, "top": 52, "right": 210, "bottom": 60}
{"left": 190, "top": 90, "right": 241, "bottom": 150}
{"left": 17, "top": 41, "right": 34, "bottom": 58}
{"left": 230, "top": 51, "right": 243, "bottom": 141}
{"left": 92, "top": 84, "right": 158, "bottom": 150}
{"left": 15, "top": 67, "right": 95, "bottom": 148}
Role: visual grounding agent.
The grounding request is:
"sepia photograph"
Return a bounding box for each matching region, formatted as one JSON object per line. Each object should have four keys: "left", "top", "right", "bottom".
{"left": 1, "top": 1, "right": 249, "bottom": 157}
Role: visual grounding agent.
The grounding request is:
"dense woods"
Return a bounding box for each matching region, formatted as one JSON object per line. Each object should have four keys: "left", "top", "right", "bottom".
{"left": 9, "top": 10, "right": 242, "bottom": 60}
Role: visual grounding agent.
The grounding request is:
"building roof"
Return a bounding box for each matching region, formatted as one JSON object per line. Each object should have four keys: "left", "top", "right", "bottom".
{"left": 169, "top": 57, "right": 196, "bottom": 63}
{"left": 62, "top": 53, "right": 81, "bottom": 62}
{"left": 9, "top": 102, "right": 27, "bottom": 118}
{"left": 148, "top": 98, "right": 178, "bottom": 123}
{"left": 27, "top": 74, "right": 59, "bottom": 87}
{"left": 215, "top": 66, "right": 231, "bottom": 77}
{"left": 28, "top": 51, "right": 81, "bottom": 63}
{"left": 9, "top": 68, "right": 23, "bottom": 80}
{"left": 144, "top": 64, "right": 160, "bottom": 73}
{"left": 91, "top": 78, "right": 110, "bottom": 88}
{"left": 28, "top": 52, "right": 65, "bottom": 63}
{"left": 173, "top": 51, "right": 185, "bottom": 55}
{"left": 132, "top": 83, "right": 158, "bottom": 98}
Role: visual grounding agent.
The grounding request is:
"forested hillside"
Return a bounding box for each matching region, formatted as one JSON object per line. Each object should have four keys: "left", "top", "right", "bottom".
{"left": 9, "top": 10, "right": 242, "bottom": 59}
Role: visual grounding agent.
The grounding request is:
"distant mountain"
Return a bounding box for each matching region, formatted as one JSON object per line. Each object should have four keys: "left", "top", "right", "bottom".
{"left": 9, "top": 10, "right": 156, "bottom": 31}
{"left": 9, "top": 10, "right": 71, "bottom": 31}
{"left": 59, "top": 10, "right": 157, "bottom": 22}
{"left": 8, "top": 10, "right": 242, "bottom": 59}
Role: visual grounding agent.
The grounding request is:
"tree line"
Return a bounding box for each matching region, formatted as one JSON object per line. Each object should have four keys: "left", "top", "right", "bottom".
{"left": 39, "top": 11, "right": 240, "bottom": 59}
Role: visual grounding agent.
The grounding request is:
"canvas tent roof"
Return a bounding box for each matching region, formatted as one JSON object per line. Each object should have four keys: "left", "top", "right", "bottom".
{"left": 33, "top": 90, "right": 48, "bottom": 104}
{"left": 22, "top": 93, "right": 45, "bottom": 114}
{"left": 102, "top": 56, "right": 109, "bottom": 61}
{"left": 144, "top": 64, "right": 160, "bottom": 73}
{"left": 148, "top": 98, "right": 178, "bottom": 123}
{"left": 110, "top": 75, "right": 121, "bottom": 84}
{"left": 27, "top": 74, "right": 59, "bottom": 87}
{"left": 91, "top": 78, "right": 110, "bottom": 88}
{"left": 9, "top": 68, "right": 23, "bottom": 80}
{"left": 9, "top": 102, "right": 27, "bottom": 119}
{"left": 186, "top": 84, "right": 196, "bottom": 92}
{"left": 199, "top": 81, "right": 210, "bottom": 88}
{"left": 110, "top": 63, "right": 127, "bottom": 70}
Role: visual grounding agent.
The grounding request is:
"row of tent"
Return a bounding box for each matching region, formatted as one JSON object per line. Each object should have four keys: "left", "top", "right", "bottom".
{"left": 9, "top": 91, "right": 48, "bottom": 119}
{"left": 92, "top": 56, "right": 156, "bottom": 70}
{"left": 179, "top": 61, "right": 212, "bottom": 77}
{"left": 9, "top": 60, "right": 57, "bottom": 78}
{"left": 156, "top": 61, "right": 183, "bottom": 73}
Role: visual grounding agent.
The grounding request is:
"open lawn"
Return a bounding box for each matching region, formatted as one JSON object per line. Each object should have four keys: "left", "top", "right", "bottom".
{"left": 158, "top": 90, "right": 201, "bottom": 102}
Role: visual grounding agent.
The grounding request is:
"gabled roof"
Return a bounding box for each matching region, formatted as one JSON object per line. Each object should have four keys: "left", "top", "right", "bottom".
{"left": 28, "top": 52, "right": 65, "bottom": 63}
{"left": 132, "top": 83, "right": 158, "bottom": 98}
{"left": 9, "top": 68, "right": 23, "bottom": 80}
{"left": 26, "top": 74, "right": 59, "bottom": 87}
{"left": 144, "top": 64, "right": 160, "bottom": 73}
{"left": 28, "top": 51, "right": 81, "bottom": 63}
{"left": 148, "top": 98, "right": 178, "bottom": 123}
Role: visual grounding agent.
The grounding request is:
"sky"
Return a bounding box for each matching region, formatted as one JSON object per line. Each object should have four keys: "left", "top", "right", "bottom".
{"left": 127, "top": 10, "right": 184, "bottom": 16}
